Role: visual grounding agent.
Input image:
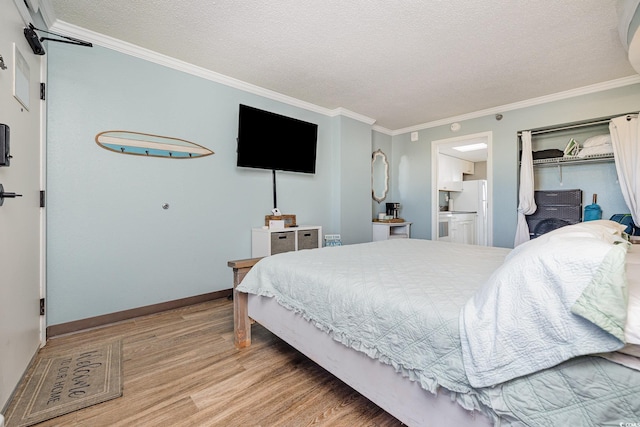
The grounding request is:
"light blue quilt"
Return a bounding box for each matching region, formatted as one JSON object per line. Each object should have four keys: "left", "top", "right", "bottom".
{"left": 237, "top": 239, "right": 640, "bottom": 426}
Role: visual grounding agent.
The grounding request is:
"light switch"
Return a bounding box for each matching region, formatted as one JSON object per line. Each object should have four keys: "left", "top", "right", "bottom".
{"left": 410, "top": 132, "right": 418, "bottom": 142}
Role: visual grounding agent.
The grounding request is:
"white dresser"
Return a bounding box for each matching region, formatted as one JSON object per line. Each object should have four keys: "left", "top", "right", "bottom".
{"left": 252, "top": 225, "right": 322, "bottom": 257}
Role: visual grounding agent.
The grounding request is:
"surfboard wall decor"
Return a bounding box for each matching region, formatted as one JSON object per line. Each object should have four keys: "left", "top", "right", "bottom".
{"left": 95, "top": 131, "right": 214, "bottom": 159}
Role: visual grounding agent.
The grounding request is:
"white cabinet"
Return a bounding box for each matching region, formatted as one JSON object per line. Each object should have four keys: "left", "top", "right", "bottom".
{"left": 372, "top": 222, "right": 411, "bottom": 241}
{"left": 252, "top": 226, "right": 322, "bottom": 257}
{"left": 438, "top": 154, "right": 474, "bottom": 191}
{"left": 459, "top": 158, "right": 474, "bottom": 175}
{"left": 439, "top": 181, "right": 463, "bottom": 192}
{"left": 437, "top": 154, "right": 459, "bottom": 190}
{"left": 449, "top": 214, "right": 476, "bottom": 245}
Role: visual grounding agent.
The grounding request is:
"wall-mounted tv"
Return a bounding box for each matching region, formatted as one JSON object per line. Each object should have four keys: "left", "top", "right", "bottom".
{"left": 237, "top": 104, "right": 318, "bottom": 174}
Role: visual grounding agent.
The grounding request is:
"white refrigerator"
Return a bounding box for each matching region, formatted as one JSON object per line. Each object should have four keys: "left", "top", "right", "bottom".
{"left": 449, "top": 180, "right": 488, "bottom": 246}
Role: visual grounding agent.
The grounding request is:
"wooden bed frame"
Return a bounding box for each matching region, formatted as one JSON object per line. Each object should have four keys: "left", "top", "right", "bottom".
{"left": 228, "top": 258, "right": 492, "bottom": 427}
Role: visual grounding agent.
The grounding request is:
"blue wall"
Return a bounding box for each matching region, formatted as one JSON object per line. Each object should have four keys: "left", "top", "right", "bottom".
{"left": 46, "top": 44, "right": 371, "bottom": 325}
{"left": 337, "top": 116, "right": 373, "bottom": 243}
{"left": 46, "top": 41, "right": 640, "bottom": 325}
{"left": 391, "top": 84, "right": 640, "bottom": 248}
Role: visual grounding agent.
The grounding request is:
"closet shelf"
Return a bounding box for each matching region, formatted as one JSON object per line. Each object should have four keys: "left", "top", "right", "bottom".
{"left": 532, "top": 153, "right": 614, "bottom": 168}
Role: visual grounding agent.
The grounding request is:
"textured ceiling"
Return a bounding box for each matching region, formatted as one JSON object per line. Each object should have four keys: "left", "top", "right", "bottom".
{"left": 46, "top": 0, "right": 638, "bottom": 131}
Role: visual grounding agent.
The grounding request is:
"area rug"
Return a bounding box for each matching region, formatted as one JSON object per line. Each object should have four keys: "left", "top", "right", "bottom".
{"left": 4, "top": 340, "right": 122, "bottom": 427}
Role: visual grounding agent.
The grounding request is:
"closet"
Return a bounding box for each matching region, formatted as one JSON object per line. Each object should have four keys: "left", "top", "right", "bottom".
{"left": 519, "top": 115, "right": 629, "bottom": 237}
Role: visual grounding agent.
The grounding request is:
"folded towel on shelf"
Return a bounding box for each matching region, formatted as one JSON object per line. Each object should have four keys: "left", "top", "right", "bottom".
{"left": 530, "top": 149, "right": 564, "bottom": 160}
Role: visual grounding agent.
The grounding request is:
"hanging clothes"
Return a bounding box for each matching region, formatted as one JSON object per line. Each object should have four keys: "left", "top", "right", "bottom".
{"left": 514, "top": 131, "right": 537, "bottom": 246}
{"left": 609, "top": 114, "right": 640, "bottom": 226}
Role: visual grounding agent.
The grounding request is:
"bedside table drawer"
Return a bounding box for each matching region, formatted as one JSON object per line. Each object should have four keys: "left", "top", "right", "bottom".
{"left": 251, "top": 226, "right": 323, "bottom": 257}
{"left": 298, "top": 229, "right": 318, "bottom": 250}
{"left": 270, "top": 231, "right": 295, "bottom": 255}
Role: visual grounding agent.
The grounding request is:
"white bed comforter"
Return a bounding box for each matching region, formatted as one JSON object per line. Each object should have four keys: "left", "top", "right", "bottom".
{"left": 237, "top": 239, "right": 509, "bottom": 404}
{"left": 237, "top": 237, "right": 640, "bottom": 425}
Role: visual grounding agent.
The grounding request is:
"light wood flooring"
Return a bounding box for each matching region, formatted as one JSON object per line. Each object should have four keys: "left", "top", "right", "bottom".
{"left": 5, "top": 298, "right": 403, "bottom": 426}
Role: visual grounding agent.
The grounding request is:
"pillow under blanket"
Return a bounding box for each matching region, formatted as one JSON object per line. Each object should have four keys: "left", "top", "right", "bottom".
{"left": 460, "top": 222, "right": 629, "bottom": 387}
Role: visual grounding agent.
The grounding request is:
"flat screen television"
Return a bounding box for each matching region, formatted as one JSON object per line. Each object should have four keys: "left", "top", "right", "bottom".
{"left": 237, "top": 104, "right": 318, "bottom": 174}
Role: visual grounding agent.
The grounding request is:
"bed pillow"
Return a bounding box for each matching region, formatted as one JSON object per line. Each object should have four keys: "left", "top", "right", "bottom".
{"left": 509, "top": 220, "right": 628, "bottom": 262}
{"left": 577, "top": 134, "right": 613, "bottom": 158}
{"left": 582, "top": 134, "right": 611, "bottom": 148}
{"left": 550, "top": 220, "right": 627, "bottom": 244}
{"left": 460, "top": 229, "right": 629, "bottom": 388}
{"left": 563, "top": 219, "right": 625, "bottom": 234}
{"left": 598, "top": 344, "right": 640, "bottom": 371}
{"left": 577, "top": 145, "right": 614, "bottom": 158}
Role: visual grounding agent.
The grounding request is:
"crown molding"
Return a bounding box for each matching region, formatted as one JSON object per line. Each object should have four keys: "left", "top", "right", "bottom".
{"left": 393, "top": 74, "right": 640, "bottom": 136}
{"left": 372, "top": 124, "right": 393, "bottom": 135}
{"left": 48, "top": 20, "right": 378, "bottom": 126}
{"left": 329, "top": 108, "right": 376, "bottom": 125}
{"left": 46, "top": 18, "right": 640, "bottom": 135}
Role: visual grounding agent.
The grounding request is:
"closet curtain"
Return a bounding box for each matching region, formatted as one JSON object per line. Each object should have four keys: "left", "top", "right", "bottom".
{"left": 609, "top": 114, "right": 640, "bottom": 225}
{"left": 514, "top": 131, "right": 536, "bottom": 246}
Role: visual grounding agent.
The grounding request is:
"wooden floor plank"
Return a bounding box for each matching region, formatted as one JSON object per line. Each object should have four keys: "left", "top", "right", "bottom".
{"left": 5, "top": 298, "right": 402, "bottom": 427}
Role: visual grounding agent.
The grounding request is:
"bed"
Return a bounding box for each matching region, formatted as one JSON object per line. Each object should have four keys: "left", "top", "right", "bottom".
{"left": 233, "top": 220, "right": 640, "bottom": 426}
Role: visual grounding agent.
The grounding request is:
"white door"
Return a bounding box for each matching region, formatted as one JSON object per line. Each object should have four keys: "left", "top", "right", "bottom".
{"left": 0, "top": 0, "right": 44, "bottom": 409}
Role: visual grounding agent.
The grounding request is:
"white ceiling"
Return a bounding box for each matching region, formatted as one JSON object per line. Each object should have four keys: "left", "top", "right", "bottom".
{"left": 439, "top": 137, "right": 489, "bottom": 163}
{"left": 42, "top": 0, "right": 639, "bottom": 132}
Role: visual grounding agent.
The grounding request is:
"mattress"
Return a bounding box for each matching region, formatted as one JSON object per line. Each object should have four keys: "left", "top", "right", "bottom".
{"left": 237, "top": 238, "right": 640, "bottom": 425}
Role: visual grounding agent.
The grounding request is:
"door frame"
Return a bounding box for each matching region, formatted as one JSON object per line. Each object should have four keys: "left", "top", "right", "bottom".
{"left": 38, "top": 51, "right": 47, "bottom": 345}
{"left": 10, "top": 0, "right": 47, "bottom": 347}
{"left": 0, "top": 0, "right": 47, "bottom": 409}
{"left": 431, "top": 131, "right": 493, "bottom": 246}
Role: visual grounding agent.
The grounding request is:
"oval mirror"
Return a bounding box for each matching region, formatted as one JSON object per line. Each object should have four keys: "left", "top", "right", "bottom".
{"left": 371, "top": 149, "right": 389, "bottom": 203}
